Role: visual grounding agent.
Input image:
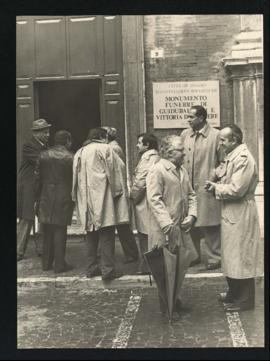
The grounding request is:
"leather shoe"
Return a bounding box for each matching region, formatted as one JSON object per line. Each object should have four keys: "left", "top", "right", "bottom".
{"left": 123, "top": 257, "right": 138, "bottom": 264}
{"left": 86, "top": 268, "right": 102, "bottom": 278}
{"left": 17, "top": 255, "right": 24, "bottom": 262}
{"left": 55, "top": 263, "right": 74, "bottom": 274}
{"left": 206, "top": 261, "right": 221, "bottom": 271}
{"left": 189, "top": 258, "right": 201, "bottom": 267}
{"left": 217, "top": 292, "right": 233, "bottom": 303}
{"left": 102, "top": 271, "right": 123, "bottom": 282}
{"left": 42, "top": 266, "right": 53, "bottom": 271}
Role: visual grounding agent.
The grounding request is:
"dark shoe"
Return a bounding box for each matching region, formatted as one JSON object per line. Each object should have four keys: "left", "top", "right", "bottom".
{"left": 189, "top": 258, "right": 201, "bottom": 267}
{"left": 217, "top": 292, "right": 233, "bottom": 303}
{"left": 17, "top": 255, "right": 24, "bottom": 262}
{"left": 86, "top": 268, "right": 102, "bottom": 278}
{"left": 174, "top": 300, "right": 192, "bottom": 314}
{"left": 42, "top": 266, "right": 53, "bottom": 271}
{"left": 55, "top": 263, "right": 74, "bottom": 274}
{"left": 123, "top": 257, "right": 138, "bottom": 264}
{"left": 224, "top": 303, "right": 254, "bottom": 312}
{"left": 102, "top": 271, "right": 123, "bottom": 282}
{"left": 206, "top": 261, "right": 221, "bottom": 271}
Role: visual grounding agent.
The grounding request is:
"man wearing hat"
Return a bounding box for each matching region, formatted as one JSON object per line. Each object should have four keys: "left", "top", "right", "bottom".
{"left": 17, "top": 118, "right": 51, "bottom": 261}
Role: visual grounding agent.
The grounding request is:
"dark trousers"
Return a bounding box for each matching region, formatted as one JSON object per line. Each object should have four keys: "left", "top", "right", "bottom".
{"left": 42, "top": 224, "right": 67, "bottom": 272}
{"left": 17, "top": 218, "right": 43, "bottom": 257}
{"left": 137, "top": 232, "right": 150, "bottom": 273}
{"left": 117, "top": 224, "right": 139, "bottom": 261}
{"left": 226, "top": 276, "right": 255, "bottom": 309}
{"left": 86, "top": 226, "right": 115, "bottom": 279}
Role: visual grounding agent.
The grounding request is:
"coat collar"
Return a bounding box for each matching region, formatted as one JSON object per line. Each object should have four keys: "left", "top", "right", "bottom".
{"left": 159, "top": 158, "right": 184, "bottom": 179}
{"left": 141, "top": 149, "right": 159, "bottom": 161}
{"left": 225, "top": 143, "right": 248, "bottom": 162}
{"left": 190, "top": 122, "right": 210, "bottom": 138}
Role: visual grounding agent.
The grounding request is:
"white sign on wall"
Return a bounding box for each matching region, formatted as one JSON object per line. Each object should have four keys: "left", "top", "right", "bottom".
{"left": 153, "top": 81, "right": 220, "bottom": 128}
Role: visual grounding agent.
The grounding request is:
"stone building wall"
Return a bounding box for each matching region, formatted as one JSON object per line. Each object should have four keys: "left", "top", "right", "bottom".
{"left": 143, "top": 15, "right": 242, "bottom": 137}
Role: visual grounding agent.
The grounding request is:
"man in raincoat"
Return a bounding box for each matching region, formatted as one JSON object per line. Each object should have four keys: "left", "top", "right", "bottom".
{"left": 130, "top": 133, "right": 160, "bottom": 274}
{"left": 180, "top": 105, "right": 222, "bottom": 270}
{"left": 146, "top": 135, "right": 198, "bottom": 313}
{"left": 72, "top": 127, "right": 128, "bottom": 281}
{"left": 102, "top": 126, "right": 139, "bottom": 264}
{"left": 205, "top": 125, "right": 263, "bottom": 311}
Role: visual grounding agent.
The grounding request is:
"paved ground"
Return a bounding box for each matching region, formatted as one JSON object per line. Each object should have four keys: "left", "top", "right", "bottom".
{"left": 17, "top": 236, "right": 265, "bottom": 349}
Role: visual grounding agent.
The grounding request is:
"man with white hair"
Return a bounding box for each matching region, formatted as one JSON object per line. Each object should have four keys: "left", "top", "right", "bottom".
{"left": 146, "top": 135, "right": 197, "bottom": 314}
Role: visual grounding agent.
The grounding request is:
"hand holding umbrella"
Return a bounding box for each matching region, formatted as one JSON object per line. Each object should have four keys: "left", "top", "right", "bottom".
{"left": 180, "top": 215, "right": 196, "bottom": 233}
{"left": 163, "top": 224, "right": 181, "bottom": 253}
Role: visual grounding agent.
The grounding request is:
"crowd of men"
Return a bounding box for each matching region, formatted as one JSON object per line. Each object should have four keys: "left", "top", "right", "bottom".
{"left": 17, "top": 105, "right": 263, "bottom": 313}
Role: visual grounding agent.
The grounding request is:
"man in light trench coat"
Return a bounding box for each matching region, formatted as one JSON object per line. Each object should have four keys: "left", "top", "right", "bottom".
{"left": 102, "top": 126, "right": 139, "bottom": 264}
{"left": 130, "top": 133, "right": 160, "bottom": 274}
{"left": 205, "top": 125, "right": 263, "bottom": 311}
{"left": 146, "top": 135, "right": 198, "bottom": 313}
{"left": 72, "top": 127, "right": 128, "bottom": 282}
{"left": 180, "top": 105, "right": 222, "bottom": 270}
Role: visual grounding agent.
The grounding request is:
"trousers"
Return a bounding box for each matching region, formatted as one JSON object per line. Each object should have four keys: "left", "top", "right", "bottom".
{"left": 86, "top": 226, "right": 115, "bottom": 279}
{"left": 190, "top": 225, "right": 221, "bottom": 264}
{"left": 42, "top": 224, "right": 67, "bottom": 272}
{"left": 116, "top": 224, "right": 139, "bottom": 261}
{"left": 226, "top": 276, "right": 255, "bottom": 309}
{"left": 17, "top": 218, "right": 42, "bottom": 258}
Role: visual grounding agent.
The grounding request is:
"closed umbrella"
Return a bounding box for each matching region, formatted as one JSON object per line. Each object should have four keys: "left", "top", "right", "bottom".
{"left": 163, "top": 246, "right": 178, "bottom": 321}
{"left": 144, "top": 244, "right": 178, "bottom": 323}
{"left": 144, "top": 246, "right": 168, "bottom": 311}
{"left": 144, "top": 227, "right": 198, "bottom": 322}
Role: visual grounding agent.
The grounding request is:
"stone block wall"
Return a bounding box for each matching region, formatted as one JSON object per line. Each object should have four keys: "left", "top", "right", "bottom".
{"left": 143, "top": 15, "right": 241, "bottom": 138}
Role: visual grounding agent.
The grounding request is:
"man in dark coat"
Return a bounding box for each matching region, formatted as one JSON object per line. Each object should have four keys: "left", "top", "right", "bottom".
{"left": 34, "top": 130, "right": 74, "bottom": 273}
{"left": 17, "top": 119, "right": 51, "bottom": 261}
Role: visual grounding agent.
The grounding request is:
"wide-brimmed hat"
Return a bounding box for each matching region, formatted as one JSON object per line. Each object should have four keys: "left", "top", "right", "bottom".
{"left": 31, "top": 119, "right": 51, "bottom": 131}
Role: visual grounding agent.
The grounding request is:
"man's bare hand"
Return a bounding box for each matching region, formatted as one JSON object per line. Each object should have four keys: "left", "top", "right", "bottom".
{"left": 180, "top": 215, "right": 196, "bottom": 233}
{"left": 204, "top": 180, "right": 216, "bottom": 193}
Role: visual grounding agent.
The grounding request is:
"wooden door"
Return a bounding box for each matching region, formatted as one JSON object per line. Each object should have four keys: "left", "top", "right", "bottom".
{"left": 100, "top": 16, "right": 125, "bottom": 153}
{"left": 17, "top": 15, "right": 125, "bottom": 165}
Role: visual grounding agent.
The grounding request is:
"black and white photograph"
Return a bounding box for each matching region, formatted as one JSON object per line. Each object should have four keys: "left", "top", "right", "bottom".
{"left": 12, "top": 6, "right": 268, "bottom": 358}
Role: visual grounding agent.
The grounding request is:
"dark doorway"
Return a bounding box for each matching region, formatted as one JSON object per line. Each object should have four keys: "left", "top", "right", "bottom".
{"left": 35, "top": 79, "right": 101, "bottom": 152}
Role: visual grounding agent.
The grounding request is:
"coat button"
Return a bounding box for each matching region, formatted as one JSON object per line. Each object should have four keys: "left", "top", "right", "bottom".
{"left": 189, "top": 148, "right": 191, "bottom": 151}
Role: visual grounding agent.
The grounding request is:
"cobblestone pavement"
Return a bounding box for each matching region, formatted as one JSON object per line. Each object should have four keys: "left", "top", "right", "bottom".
{"left": 17, "top": 277, "right": 264, "bottom": 349}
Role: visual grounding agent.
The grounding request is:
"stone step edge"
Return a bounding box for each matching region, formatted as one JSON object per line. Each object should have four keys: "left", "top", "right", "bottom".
{"left": 18, "top": 273, "right": 224, "bottom": 288}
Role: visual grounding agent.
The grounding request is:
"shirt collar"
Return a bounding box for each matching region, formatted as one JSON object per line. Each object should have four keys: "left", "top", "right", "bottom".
{"left": 190, "top": 122, "right": 210, "bottom": 138}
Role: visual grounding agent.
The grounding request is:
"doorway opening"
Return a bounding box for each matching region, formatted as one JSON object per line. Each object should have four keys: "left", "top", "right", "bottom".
{"left": 34, "top": 79, "right": 101, "bottom": 152}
